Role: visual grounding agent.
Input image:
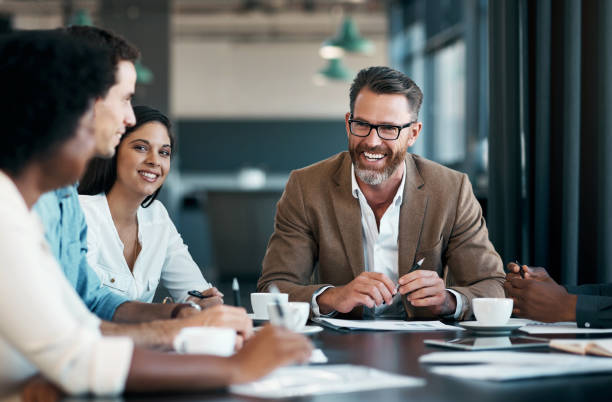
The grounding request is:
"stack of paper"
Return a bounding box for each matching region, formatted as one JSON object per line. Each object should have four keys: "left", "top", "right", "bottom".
{"left": 420, "top": 351, "right": 612, "bottom": 380}
{"left": 314, "top": 317, "right": 463, "bottom": 332}
{"left": 230, "top": 365, "right": 425, "bottom": 398}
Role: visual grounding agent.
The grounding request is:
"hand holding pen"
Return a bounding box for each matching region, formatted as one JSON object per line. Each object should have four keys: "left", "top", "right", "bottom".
{"left": 396, "top": 257, "right": 457, "bottom": 315}
{"left": 187, "top": 287, "right": 224, "bottom": 309}
{"left": 505, "top": 262, "right": 556, "bottom": 284}
{"left": 395, "top": 258, "right": 425, "bottom": 293}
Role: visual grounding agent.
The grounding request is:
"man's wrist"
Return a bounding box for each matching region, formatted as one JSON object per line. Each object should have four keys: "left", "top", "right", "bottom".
{"left": 564, "top": 294, "right": 578, "bottom": 322}
{"left": 443, "top": 289, "right": 461, "bottom": 319}
{"left": 316, "top": 287, "right": 338, "bottom": 315}
{"left": 172, "top": 301, "right": 202, "bottom": 319}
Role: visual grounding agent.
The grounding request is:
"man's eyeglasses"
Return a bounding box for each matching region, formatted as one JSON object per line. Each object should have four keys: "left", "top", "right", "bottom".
{"left": 348, "top": 116, "right": 416, "bottom": 140}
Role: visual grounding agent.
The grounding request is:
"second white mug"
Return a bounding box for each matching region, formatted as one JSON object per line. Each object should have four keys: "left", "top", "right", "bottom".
{"left": 267, "top": 301, "right": 310, "bottom": 331}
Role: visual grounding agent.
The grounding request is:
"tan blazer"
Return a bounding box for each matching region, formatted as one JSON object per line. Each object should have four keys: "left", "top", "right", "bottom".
{"left": 257, "top": 151, "right": 505, "bottom": 320}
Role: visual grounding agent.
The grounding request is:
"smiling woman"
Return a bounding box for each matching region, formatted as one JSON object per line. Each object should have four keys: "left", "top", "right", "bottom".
{"left": 78, "top": 106, "right": 216, "bottom": 305}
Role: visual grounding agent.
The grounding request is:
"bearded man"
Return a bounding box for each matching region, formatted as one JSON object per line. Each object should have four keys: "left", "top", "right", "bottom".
{"left": 257, "top": 66, "right": 505, "bottom": 320}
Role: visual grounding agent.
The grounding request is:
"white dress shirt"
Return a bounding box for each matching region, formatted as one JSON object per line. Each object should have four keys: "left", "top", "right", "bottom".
{"left": 312, "top": 163, "right": 463, "bottom": 319}
{"left": 0, "top": 172, "right": 133, "bottom": 397}
{"left": 79, "top": 194, "right": 210, "bottom": 303}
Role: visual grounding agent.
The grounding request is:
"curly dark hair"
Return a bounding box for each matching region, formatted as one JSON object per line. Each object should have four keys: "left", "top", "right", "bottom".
{"left": 0, "top": 30, "right": 114, "bottom": 175}
{"left": 78, "top": 105, "right": 174, "bottom": 208}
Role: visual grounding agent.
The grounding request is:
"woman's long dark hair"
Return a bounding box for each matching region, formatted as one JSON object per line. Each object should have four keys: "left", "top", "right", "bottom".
{"left": 78, "top": 105, "right": 174, "bottom": 208}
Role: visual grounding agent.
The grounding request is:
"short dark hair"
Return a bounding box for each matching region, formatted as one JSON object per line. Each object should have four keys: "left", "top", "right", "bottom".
{"left": 349, "top": 66, "right": 423, "bottom": 118}
{"left": 0, "top": 30, "right": 114, "bottom": 175}
{"left": 65, "top": 25, "right": 139, "bottom": 89}
{"left": 78, "top": 105, "right": 174, "bottom": 208}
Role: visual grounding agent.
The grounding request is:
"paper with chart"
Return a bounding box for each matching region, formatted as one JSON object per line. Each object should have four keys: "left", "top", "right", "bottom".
{"left": 420, "top": 351, "right": 612, "bottom": 381}
{"left": 516, "top": 319, "right": 612, "bottom": 334}
{"left": 314, "top": 317, "right": 463, "bottom": 331}
{"left": 230, "top": 364, "right": 425, "bottom": 398}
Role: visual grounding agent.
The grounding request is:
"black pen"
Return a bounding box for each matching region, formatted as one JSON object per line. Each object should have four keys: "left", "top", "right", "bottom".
{"left": 188, "top": 289, "right": 214, "bottom": 299}
{"left": 396, "top": 258, "right": 425, "bottom": 293}
{"left": 514, "top": 260, "right": 525, "bottom": 279}
{"left": 232, "top": 277, "right": 241, "bottom": 307}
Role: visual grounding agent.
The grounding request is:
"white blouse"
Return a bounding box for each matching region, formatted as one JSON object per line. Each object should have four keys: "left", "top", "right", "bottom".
{"left": 0, "top": 172, "right": 133, "bottom": 397}
{"left": 79, "top": 194, "right": 210, "bottom": 303}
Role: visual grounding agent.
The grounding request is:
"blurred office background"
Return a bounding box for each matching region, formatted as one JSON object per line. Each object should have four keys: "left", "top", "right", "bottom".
{"left": 1, "top": 0, "right": 611, "bottom": 302}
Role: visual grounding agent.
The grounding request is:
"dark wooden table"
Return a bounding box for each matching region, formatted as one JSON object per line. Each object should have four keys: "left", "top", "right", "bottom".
{"left": 105, "top": 325, "right": 612, "bottom": 402}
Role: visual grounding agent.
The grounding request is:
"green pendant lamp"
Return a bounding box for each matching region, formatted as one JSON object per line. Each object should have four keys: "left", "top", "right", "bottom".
{"left": 68, "top": 9, "right": 153, "bottom": 85}
{"left": 134, "top": 60, "right": 154, "bottom": 84}
{"left": 69, "top": 9, "right": 93, "bottom": 27}
{"left": 319, "top": 15, "right": 374, "bottom": 59}
{"left": 314, "top": 58, "right": 353, "bottom": 84}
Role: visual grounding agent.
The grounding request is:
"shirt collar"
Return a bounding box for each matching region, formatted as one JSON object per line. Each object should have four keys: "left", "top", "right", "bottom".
{"left": 54, "top": 182, "right": 79, "bottom": 199}
{"left": 351, "top": 161, "right": 406, "bottom": 207}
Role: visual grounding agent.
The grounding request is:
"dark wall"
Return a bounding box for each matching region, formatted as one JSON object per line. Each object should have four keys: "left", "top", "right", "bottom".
{"left": 176, "top": 119, "right": 349, "bottom": 173}
{"left": 99, "top": 0, "right": 169, "bottom": 115}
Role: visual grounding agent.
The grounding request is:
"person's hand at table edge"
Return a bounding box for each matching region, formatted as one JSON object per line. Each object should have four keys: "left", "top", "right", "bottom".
{"left": 316, "top": 272, "right": 397, "bottom": 314}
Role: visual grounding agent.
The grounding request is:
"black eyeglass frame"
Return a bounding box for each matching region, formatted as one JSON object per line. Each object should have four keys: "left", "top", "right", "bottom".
{"left": 348, "top": 115, "right": 417, "bottom": 140}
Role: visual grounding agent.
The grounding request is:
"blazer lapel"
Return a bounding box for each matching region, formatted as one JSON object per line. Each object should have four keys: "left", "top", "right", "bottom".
{"left": 331, "top": 154, "right": 365, "bottom": 279}
{"left": 398, "top": 155, "right": 429, "bottom": 319}
{"left": 398, "top": 155, "right": 428, "bottom": 278}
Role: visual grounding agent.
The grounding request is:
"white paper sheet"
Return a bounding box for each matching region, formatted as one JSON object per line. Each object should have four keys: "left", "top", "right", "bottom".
{"left": 314, "top": 317, "right": 464, "bottom": 331}
{"left": 420, "top": 351, "right": 612, "bottom": 381}
{"left": 229, "top": 364, "right": 425, "bottom": 398}
{"left": 518, "top": 320, "right": 612, "bottom": 334}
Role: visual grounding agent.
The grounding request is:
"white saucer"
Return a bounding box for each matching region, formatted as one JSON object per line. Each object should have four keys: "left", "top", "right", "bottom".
{"left": 459, "top": 319, "right": 523, "bottom": 334}
{"left": 253, "top": 325, "right": 323, "bottom": 335}
{"left": 299, "top": 325, "right": 324, "bottom": 335}
{"left": 247, "top": 313, "right": 269, "bottom": 321}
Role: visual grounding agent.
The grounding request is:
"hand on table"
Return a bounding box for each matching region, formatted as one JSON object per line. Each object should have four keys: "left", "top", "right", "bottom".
{"left": 21, "top": 375, "right": 63, "bottom": 402}
{"left": 177, "top": 305, "right": 253, "bottom": 349}
{"left": 187, "top": 287, "right": 224, "bottom": 310}
{"left": 397, "top": 270, "right": 457, "bottom": 316}
{"left": 504, "top": 275, "right": 576, "bottom": 322}
{"left": 229, "top": 325, "right": 313, "bottom": 384}
{"left": 316, "top": 272, "right": 397, "bottom": 314}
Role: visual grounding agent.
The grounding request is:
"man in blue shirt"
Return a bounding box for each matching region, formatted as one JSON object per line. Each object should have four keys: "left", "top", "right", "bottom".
{"left": 33, "top": 26, "right": 252, "bottom": 347}
{"left": 35, "top": 187, "right": 127, "bottom": 320}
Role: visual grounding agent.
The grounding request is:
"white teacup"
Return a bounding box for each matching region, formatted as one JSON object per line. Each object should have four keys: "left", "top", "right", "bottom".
{"left": 251, "top": 292, "right": 288, "bottom": 319}
{"left": 173, "top": 327, "right": 236, "bottom": 356}
{"left": 472, "top": 298, "right": 513, "bottom": 325}
{"left": 267, "top": 301, "right": 310, "bottom": 332}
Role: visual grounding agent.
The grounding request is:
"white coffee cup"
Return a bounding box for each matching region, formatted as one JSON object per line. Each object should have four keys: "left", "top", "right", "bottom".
{"left": 173, "top": 327, "right": 236, "bottom": 356}
{"left": 472, "top": 298, "right": 513, "bottom": 325}
{"left": 267, "top": 301, "right": 310, "bottom": 331}
{"left": 251, "top": 292, "right": 288, "bottom": 319}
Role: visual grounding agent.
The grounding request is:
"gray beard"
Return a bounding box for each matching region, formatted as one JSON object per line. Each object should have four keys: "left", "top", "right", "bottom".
{"left": 354, "top": 166, "right": 390, "bottom": 185}
{"left": 354, "top": 159, "right": 403, "bottom": 185}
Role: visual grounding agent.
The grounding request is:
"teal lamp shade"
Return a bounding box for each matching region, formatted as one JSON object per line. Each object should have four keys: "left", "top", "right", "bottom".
{"left": 319, "top": 16, "right": 374, "bottom": 59}
{"left": 315, "top": 58, "right": 353, "bottom": 84}
{"left": 69, "top": 9, "right": 93, "bottom": 27}
{"left": 68, "top": 9, "right": 154, "bottom": 85}
{"left": 135, "top": 60, "right": 154, "bottom": 84}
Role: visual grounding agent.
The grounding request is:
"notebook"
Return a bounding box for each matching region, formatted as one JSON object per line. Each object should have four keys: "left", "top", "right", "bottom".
{"left": 549, "top": 338, "right": 612, "bottom": 357}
